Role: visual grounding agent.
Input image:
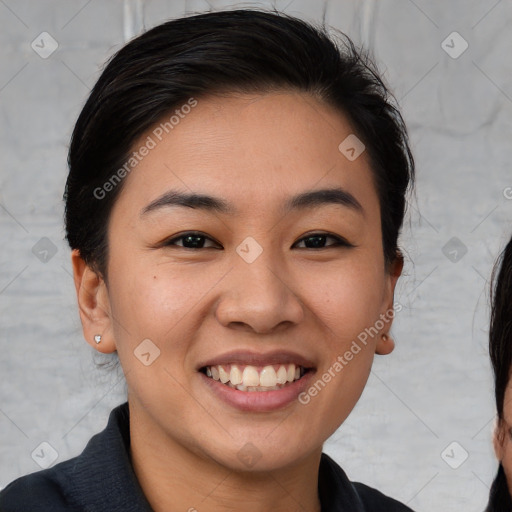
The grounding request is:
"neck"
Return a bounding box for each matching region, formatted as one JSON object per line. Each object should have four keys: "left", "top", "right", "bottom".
{"left": 128, "top": 403, "right": 323, "bottom": 512}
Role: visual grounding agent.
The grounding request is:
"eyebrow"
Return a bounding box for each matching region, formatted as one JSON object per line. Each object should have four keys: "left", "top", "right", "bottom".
{"left": 140, "top": 187, "right": 364, "bottom": 217}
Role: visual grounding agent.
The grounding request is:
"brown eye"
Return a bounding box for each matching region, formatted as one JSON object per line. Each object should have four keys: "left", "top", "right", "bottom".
{"left": 293, "top": 232, "right": 352, "bottom": 249}
{"left": 164, "top": 232, "right": 221, "bottom": 249}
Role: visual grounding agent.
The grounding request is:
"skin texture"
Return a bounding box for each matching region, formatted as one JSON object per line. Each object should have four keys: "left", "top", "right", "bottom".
{"left": 494, "top": 383, "right": 512, "bottom": 493}
{"left": 72, "top": 91, "right": 403, "bottom": 512}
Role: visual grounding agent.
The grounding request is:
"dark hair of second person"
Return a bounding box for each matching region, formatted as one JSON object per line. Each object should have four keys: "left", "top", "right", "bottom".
{"left": 487, "top": 235, "right": 512, "bottom": 511}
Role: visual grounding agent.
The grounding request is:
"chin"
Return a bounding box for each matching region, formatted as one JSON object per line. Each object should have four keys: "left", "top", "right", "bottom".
{"left": 201, "top": 438, "right": 317, "bottom": 474}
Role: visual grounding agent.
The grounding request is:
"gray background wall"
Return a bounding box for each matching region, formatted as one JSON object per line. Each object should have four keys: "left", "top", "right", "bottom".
{"left": 1, "top": 1, "right": 512, "bottom": 511}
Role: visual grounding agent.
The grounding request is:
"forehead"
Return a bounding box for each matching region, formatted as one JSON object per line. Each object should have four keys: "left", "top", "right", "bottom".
{"left": 114, "top": 91, "right": 379, "bottom": 219}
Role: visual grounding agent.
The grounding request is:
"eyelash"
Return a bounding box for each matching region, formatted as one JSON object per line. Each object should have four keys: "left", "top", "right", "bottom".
{"left": 162, "top": 231, "right": 353, "bottom": 250}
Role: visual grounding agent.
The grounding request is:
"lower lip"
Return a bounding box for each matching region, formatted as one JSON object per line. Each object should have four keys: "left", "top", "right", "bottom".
{"left": 199, "top": 371, "right": 315, "bottom": 412}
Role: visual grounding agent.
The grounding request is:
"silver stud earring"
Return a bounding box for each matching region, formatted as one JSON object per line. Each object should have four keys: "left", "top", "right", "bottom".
{"left": 94, "top": 334, "right": 102, "bottom": 344}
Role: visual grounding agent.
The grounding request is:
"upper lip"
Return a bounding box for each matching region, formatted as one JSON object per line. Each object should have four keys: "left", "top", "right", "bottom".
{"left": 197, "top": 350, "right": 316, "bottom": 370}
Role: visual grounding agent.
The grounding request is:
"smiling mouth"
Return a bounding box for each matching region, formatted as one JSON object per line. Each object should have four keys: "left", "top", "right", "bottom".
{"left": 199, "top": 363, "right": 312, "bottom": 391}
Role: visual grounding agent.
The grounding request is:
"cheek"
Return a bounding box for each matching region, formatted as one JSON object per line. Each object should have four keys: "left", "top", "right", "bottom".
{"left": 304, "top": 259, "right": 386, "bottom": 337}
{"left": 106, "top": 267, "right": 206, "bottom": 405}
{"left": 305, "top": 257, "right": 386, "bottom": 397}
{"left": 107, "top": 258, "right": 226, "bottom": 350}
{"left": 109, "top": 272, "right": 187, "bottom": 341}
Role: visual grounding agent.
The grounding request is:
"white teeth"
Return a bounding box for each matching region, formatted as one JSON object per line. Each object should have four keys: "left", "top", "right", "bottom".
{"left": 242, "top": 366, "right": 260, "bottom": 387}
{"left": 205, "top": 362, "right": 305, "bottom": 390}
{"left": 259, "top": 366, "right": 277, "bottom": 387}
{"left": 218, "top": 366, "right": 230, "bottom": 383}
{"left": 276, "top": 366, "right": 288, "bottom": 384}
{"left": 230, "top": 365, "right": 243, "bottom": 385}
{"left": 287, "top": 364, "right": 296, "bottom": 382}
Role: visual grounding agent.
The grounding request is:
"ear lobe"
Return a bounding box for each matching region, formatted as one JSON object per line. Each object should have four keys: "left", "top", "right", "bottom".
{"left": 375, "top": 253, "right": 404, "bottom": 356}
{"left": 384, "top": 252, "right": 404, "bottom": 313}
{"left": 375, "top": 333, "right": 395, "bottom": 355}
{"left": 388, "top": 251, "right": 404, "bottom": 285}
{"left": 494, "top": 418, "right": 506, "bottom": 461}
{"left": 71, "top": 249, "right": 116, "bottom": 353}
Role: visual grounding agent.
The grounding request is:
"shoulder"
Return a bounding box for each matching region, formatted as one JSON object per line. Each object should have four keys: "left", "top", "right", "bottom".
{"left": 0, "top": 467, "right": 73, "bottom": 511}
{"left": 319, "top": 452, "right": 414, "bottom": 511}
{"left": 352, "top": 481, "right": 414, "bottom": 511}
{"left": 0, "top": 402, "right": 152, "bottom": 512}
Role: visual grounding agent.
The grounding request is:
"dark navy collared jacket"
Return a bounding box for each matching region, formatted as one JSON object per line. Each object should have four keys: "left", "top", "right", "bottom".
{"left": 0, "top": 402, "right": 414, "bottom": 511}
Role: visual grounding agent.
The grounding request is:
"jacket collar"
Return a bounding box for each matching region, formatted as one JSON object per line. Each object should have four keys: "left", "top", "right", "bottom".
{"left": 62, "top": 401, "right": 366, "bottom": 511}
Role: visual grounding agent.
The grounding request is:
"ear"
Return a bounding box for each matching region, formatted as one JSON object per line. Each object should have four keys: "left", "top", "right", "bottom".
{"left": 71, "top": 249, "right": 116, "bottom": 353}
{"left": 375, "top": 252, "right": 404, "bottom": 356}
{"left": 494, "top": 417, "right": 506, "bottom": 462}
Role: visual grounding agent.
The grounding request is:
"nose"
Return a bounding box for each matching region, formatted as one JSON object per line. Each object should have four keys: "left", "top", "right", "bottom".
{"left": 215, "top": 254, "right": 304, "bottom": 334}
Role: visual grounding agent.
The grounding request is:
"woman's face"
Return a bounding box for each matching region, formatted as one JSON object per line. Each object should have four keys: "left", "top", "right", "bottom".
{"left": 75, "top": 91, "right": 402, "bottom": 471}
